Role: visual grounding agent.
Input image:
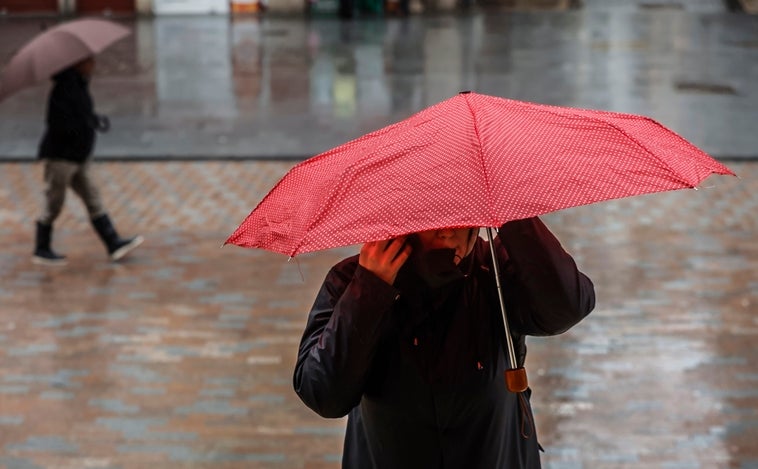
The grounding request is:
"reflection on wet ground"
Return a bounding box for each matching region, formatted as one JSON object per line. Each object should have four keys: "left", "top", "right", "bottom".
{"left": 0, "top": 160, "right": 755, "bottom": 468}
{"left": 1, "top": 9, "right": 757, "bottom": 159}
{"left": 1, "top": 4, "right": 756, "bottom": 468}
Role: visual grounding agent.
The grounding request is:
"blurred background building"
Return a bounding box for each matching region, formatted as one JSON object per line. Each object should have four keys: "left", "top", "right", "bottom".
{"left": 0, "top": 0, "right": 755, "bottom": 22}
{"left": 0, "top": 0, "right": 584, "bottom": 18}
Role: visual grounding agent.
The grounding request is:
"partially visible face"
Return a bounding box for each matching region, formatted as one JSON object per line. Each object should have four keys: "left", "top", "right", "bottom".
{"left": 75, "top": 57, "right": 96, "bottom": 78}
{"left": 415, "top": 228, "right": 476, "bottom": 265}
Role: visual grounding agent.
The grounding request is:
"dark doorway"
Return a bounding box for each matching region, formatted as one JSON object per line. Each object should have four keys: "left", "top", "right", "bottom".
{"left": 76, "top": 0, "right": 135, "bottom": 14}
{"left": 0, "top": 0, "right": 58, "bottom": 14}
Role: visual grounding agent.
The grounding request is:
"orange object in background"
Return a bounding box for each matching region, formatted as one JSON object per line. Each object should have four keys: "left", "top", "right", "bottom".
{"left": 230, "top": 0, "right": 263, "bottom": 13}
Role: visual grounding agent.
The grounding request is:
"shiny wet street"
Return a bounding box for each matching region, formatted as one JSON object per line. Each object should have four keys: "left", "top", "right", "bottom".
{"left": 1, "top": 4, "right": 758, "bottom": 160}
{"left": 1, "top": 4, "right": 757, "bottom": 469}
{"left": 0, "top": 160, "right": 755, "bottom": 468}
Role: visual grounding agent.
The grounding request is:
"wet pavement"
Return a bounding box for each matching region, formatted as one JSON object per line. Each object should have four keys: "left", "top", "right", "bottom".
{"left": 1, "top": 5, "right": 758, "bottom": 160}
{"left": 0, "top": 160, "right": 756, "bottom": 468}
{"left": 1, "top": 4, "right": 758, "bottom": 469}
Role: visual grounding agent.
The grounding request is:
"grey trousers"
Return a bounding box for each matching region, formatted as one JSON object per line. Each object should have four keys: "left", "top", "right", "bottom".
{"left": 39, "top": 159, "right": 105, "bottom": 226}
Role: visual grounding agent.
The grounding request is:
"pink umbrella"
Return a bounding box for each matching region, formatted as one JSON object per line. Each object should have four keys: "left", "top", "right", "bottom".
{"left": 227, "top": 92, "right": 735, "bottom": 257}
{"left": 0, "top": 18, "right": 130, "bottom": 101}
{"left": 226, "top": 91, "right": 736, "bottom": 392}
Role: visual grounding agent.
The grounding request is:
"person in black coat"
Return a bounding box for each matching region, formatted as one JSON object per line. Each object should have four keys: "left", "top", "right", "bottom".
{"left": 294, "top": 218, "right": 595, "bottom": 468}
{"left": 33, "top": 56, "right": 143, "bottom": 265}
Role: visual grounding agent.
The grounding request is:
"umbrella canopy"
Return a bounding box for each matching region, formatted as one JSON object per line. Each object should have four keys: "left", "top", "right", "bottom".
{"left": 227, "top": 91, "right": 735, "bottom": 257}
{"left": 0, "top": 18, "right": 130, "bottom": 101}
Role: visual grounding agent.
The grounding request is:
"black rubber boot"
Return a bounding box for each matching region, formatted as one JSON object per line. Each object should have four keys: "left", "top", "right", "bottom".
{"left": 91, "top": 214, "right": 144, "bottom": 261}
{"left": 32, "top": 221, "right": 67, "bottom": 266}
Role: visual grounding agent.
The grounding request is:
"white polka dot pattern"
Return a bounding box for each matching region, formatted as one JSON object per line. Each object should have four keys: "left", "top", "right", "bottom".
{"left": 226, "top": 92, "right": 736, "bottom": 256}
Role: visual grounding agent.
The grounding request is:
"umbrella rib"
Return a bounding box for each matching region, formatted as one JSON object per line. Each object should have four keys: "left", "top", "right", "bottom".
{"left": 530, "top": 104, "right": 699, "bottom": 187}
{"left": 463, "top": 94, "right": 496, "bottom": 227}
{"left": 595, "top": 116, "right": 697, "bottom": 186}
{"left": 635, "top": 116, "right": 734, "bottom": 178}
{"left": 56, "top": 30, "right": 98, "bottom": 55}
{"left": 292, "top": 156, "right": 357, "bottom": 255}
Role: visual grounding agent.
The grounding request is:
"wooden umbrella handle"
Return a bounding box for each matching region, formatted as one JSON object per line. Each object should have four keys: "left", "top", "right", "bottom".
{"left": 505, "top": 367, "right": 528, "bottom": 393}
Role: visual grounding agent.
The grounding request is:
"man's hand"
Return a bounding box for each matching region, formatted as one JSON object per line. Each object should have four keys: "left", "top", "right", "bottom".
{"left": 359, "top": 237, "right": 412, "bottom": 285}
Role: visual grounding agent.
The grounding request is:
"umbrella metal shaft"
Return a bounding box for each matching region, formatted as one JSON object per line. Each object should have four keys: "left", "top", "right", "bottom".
{"left": 485, "top": 227, "right": 519, "bottom": 370}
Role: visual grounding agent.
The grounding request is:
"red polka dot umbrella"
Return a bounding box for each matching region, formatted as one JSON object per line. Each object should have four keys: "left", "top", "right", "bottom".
{"left": 227, "top": 91, "right": 735, "bottom": 257}
{"left": 226, "top": 91, "right": 735, "bottom": 391}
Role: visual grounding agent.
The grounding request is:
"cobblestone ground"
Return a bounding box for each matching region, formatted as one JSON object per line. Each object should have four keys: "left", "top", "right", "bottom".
{"left": 0, "top": 160, "right": 756, "bottom": 468}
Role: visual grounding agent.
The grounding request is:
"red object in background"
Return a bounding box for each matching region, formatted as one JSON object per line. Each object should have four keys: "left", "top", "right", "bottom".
{"left": 76, "top": 0, "right": 135, "bottom": 14}
{"left": 0, "top": 0, "right": 57, "bottom": 13}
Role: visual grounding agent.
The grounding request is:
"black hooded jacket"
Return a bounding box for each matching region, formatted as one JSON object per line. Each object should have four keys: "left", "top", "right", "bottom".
{"left": 294, "top": 217, "right": 596, "bottom": 468}
{"left": 37, "top": 67, "right": 97, "bottom": 162}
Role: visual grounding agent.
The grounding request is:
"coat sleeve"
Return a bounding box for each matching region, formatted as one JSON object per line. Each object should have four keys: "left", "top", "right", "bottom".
{"left": 293, "top": 259, "right": 399, "bottom": 418}
{"left": 497, "top": 217, "right": 595, "bottom": 336}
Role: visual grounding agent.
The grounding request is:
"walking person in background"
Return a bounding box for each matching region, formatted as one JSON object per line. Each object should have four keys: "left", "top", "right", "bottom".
{"left": 33, "top": 56, "right": 143, "bottom": 266}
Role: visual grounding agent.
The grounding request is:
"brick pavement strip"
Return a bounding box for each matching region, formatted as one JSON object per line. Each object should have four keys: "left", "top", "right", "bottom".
{"left": 0, "top": 161, "right": 756, "bottom": 468}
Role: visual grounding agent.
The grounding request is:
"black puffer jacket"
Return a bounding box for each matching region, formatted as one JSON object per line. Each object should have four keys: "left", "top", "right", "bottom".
{"left": 294, "top": 217, "right": 595, "bottom": 469}
{"left": 38, "top": 67, "right": 98, "bottom": 162}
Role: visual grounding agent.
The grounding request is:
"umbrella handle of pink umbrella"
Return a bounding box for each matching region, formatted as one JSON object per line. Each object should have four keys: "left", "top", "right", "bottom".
{"left": 505, "top": 367, "right": 528, "bottom": 393}
{"left": 485, "top": 227, "right": 529, "bottom": 393}
{"left": 485, "top": 230, "right": 519, "bottom": 360}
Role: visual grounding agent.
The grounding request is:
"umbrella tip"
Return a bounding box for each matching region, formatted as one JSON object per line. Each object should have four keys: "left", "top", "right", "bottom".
{"left": 459, "top": 90, "right": 472, "bottom": 95}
